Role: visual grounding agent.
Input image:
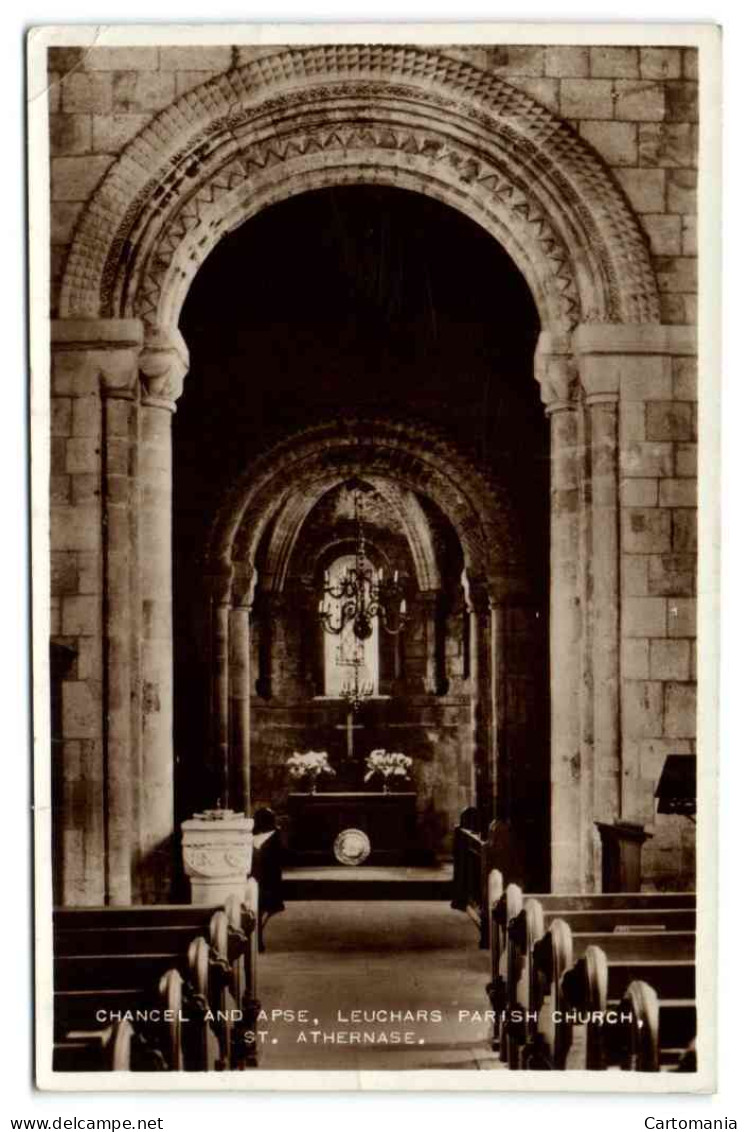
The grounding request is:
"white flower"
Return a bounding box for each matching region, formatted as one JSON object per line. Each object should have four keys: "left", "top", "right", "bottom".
{"left": 286, "top": 750, "right": 335, "bottom": 778}
{"left": 364, "top": 750, "right": 413, "bottom": 782}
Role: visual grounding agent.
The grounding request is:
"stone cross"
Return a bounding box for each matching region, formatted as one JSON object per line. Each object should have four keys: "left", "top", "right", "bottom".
{"left": 335, "top": 710, "right": 365, "bottom": 760}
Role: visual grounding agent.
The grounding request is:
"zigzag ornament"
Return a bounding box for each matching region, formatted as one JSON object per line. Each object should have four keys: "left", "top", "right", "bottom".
{"left": 135, "top": 123, "right": 584, "bottom": 329}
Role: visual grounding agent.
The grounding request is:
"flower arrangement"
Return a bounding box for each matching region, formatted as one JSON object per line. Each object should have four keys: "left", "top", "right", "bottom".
{"left": 364, "top": 749, "right": 413, "bottom": 792}
{"left": 286, "top": 750, "right": 335, "bottom": 793}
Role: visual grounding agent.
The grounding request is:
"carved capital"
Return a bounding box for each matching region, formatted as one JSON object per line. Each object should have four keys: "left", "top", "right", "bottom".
{"left": 140, "top": 328, "right": 189, "bottom": 411}
{"left": 461, "top": 571, "right": 490, "bottom": 617}
{"left": 536, "top": 353, "right": 580, "bottom": 415}
{"left": 207, "top": 561, "right": 234, "bottom": 607}
{"left": 579, "top": 360, "right": 620, "bottom": 406}
{"left": 231, "top": 564, "right": 258, "bottom": 610}
{"left": 485, "top": 572, "right": 527, "bottom": 605}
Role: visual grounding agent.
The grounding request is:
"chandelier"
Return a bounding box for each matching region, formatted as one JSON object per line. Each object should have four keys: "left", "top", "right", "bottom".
{"left": 318, "top": 484, "right": 409, "bottom": 641}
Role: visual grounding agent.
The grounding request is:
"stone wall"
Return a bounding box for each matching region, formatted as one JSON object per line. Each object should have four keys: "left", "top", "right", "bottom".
{"left": 619, "top": 347, "right": 697, "bottom": 886}
{"left": 48, "top": 44, "right": 697, "bottom": 325}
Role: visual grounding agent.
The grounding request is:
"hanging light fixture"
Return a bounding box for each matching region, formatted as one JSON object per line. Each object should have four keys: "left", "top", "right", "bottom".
{"left": 318, "top": 483, "right": 409, "bottom": 641}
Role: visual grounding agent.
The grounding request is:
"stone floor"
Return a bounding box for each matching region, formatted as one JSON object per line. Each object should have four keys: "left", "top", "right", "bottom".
{"left": 283, "top": 864, "right": 453, "bottom": 882}
{"left": 256, "top": 900, "right": 499, "bottom": 1071}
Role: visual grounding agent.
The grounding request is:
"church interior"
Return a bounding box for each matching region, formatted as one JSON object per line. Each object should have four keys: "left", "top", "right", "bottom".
{"left": 44, "top": 41, "right": 699, "bottom": 1077}
{"left": 171, "top": 184, "right": 550, "bottom": 890}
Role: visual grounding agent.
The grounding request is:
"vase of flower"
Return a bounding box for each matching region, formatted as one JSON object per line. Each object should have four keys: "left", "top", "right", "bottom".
{"left": 364, "top": 749, "right": 413, "bottom": 793}
{"left": 286, "top": 750, "right": 335, "bottom": 793}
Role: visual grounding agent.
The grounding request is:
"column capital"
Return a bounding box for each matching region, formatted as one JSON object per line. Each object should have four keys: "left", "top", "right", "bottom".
{"left": 578, "top": 353, "right": 620, "bottom": 406}
{"left": 536, "top": 353, "right": 579, "bottom": 415}
{"left": 485, "top": 574, "right": 528, "bottom": 605}
{"left": 207, "top": 562, "right": 234, "bottom": 606}
{"left": 140, "top": 328, "right": 189, "bottom": 411}
{"left": 461, "top": 571, "right": 490, "bottom": 616}
{"left": 231, "top": 564, "right": 258, "bottom": 610}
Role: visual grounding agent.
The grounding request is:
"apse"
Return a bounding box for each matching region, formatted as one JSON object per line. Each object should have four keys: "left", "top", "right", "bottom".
{"left": 173, "top": 184, "right": 550, "bottom": 885}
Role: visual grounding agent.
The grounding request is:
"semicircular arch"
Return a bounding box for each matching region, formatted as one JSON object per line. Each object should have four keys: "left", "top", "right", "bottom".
{"left": 60, "top": 45, "right": 660, "bottom": 339}
{"left": 262, "top": 476, "right": 442, "bottom": 594}
{"left": 206, "top": 419, "right": 523, "bottom": 594}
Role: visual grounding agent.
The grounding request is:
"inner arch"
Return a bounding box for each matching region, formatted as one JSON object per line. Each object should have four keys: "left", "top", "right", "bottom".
{"left": 173, "top": 183, "right": 549, "bottom": 878}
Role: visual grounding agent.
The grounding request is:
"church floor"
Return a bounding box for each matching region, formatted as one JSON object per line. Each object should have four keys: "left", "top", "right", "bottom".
{"left": 256, "top": 900, "right": 500, "bottom": 1071}
{"left": 283, "top": 864, "right": 452, "bottom": 882}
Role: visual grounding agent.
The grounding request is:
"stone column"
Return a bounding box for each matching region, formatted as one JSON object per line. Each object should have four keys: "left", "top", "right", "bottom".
{"left": 230, "top": 566, "right": 257, "bottom": 815}
{"left": 137, "top": 332, "right": 187, "bottom": 901}
{"left": 419, "top": 588, "right": 442, "bottom": 695}
{"left": 537, "top": 334, "right": 586, "bottom": 891}
{"left": 487, "top": 587, "right": 507, "bottom": 823}
{"left": 574, "top": 328, "right": 629, "bottom": 866}
{"left": 462, "top": 574, "right": 491, "bottom": 825}
{"left": 50, "top": 319, "right": 143, "bottom": 905}
{"left": 210, "top": 570, "right": 233, "bottom": 809}
{"left": 587, "top": 391, "right": 621, "bottom": 827}
{"left": 101, "top": 357, "right": 139, "bottom": 905}
{"left": 253, "top": 589, "right": 284, "bottom": 701}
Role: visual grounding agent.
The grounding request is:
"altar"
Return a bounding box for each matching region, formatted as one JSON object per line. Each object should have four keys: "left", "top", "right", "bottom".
{"left": 286, "top": 792, "right": 418, "bottom": 866}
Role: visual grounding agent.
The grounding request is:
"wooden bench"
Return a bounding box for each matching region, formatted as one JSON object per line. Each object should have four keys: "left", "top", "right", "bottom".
{"left": 52, "top": 891, "right": 260, "bottom": 1073}
{"left": 251, "top": 809, "right": 284, "bottom": 952}
{"left": 53, "top": 1019, "right": 165, "bottom": 1072}
{"left": 486, "top": 871, "right": 697, "bottom": 1073}
{"left": 452, "top": 812, "right": 512, "bottom": 948}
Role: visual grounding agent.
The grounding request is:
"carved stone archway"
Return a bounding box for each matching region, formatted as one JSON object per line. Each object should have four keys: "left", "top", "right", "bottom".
{"left": 202, "top": 417, "right": 524, "bottom": 830}
{"left": 60, "top": 45, "right": 660, "bottom": 338}
{"left": 51, "top": 45, "right": 672, "bottom": 903}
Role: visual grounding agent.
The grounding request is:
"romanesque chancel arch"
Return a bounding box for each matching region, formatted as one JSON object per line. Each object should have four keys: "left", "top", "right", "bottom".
{"left": 53, "top": 45, "right": 684, "bottom": 904}
{"left": 201, "top": 417, "right": 526, "bottom": 848}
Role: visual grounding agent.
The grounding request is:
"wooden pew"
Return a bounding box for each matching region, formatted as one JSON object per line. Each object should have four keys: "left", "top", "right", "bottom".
{"left": 53, "top": 903, "right": 216, "bottom": 1040}
{"left": 251, "top": 809, "right": 284, "bottom": 952}
{"left": 534, "top": 921, "right": 696, "bottom": 1071}
{"left": 184, "top": 936, "right": 221, "bottom": 1071}
{"left": 487, "top": 878, "right": 523, "bottom": 1057}
{"left": 485, "top": 878, "right": 697, "bottom": 1073}
{"left": 53, "top": 890, "right": 261, "bottom": 1073}
{"left": 157, "top": 967, "right": 185, "bottom": 1070}
{"left": 452, "top": 815, "right": 509, "bottom": 948}
{"left": 53, "top": 1019, "right": 166, "bottom": 1072}
{"left": 227, "top": 881, "right": 261, "bottom": 1066}
{"left": 485, "top": 868, "right": 505, "bottom": 1052}
{"left": 528, "top": 918, "right": 575, "bottom": 1069}
{"left": 617, "top": 980, "right": 660, "bottom": 1071}
{"left": 505, "top": 897, "right": 545, "bottom": 1069}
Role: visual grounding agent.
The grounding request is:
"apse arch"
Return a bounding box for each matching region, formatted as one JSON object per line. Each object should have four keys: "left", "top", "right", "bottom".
{"left": 261, "top": 477, "right": 441, "bottom": 594}
{"left": 205, "top": 418, "right": 526, "bottom": 596}
{"left": 59, "top": 45, "right": 661, "bottom": 344}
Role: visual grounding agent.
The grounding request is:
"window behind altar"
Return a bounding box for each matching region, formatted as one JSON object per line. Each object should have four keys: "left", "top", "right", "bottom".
{"left": 322, "top": 554, "right": 380, "bottom": 698}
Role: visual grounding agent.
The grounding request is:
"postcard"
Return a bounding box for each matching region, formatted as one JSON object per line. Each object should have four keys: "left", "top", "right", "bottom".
{"left": 28, "top": 20, "right": 720, "bottom": 1091}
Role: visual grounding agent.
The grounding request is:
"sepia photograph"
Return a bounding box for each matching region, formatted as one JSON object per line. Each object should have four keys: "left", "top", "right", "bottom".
{"left": 27, "top": 21, "right": 720, "bottom": 1091}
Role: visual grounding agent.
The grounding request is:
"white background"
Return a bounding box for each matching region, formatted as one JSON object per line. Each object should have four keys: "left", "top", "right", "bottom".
{"left": 3, "top": 1, "right": 745, "bottom": 1128}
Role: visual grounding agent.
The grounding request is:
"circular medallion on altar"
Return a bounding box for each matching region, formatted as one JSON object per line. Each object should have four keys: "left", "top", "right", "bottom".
{"left": 333, "top": 828, "right": 371, "bottom": 866}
